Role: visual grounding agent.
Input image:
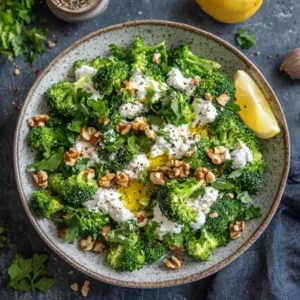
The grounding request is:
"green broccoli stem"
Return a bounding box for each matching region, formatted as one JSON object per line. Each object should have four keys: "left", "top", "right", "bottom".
{"left": 176, "top": 179, "right": 203, "bottom": 201}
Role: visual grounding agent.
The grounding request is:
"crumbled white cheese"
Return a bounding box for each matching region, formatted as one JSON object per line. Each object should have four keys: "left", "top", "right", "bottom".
{"left": 188, "top": 187, "right": 219, "bottom": 230}
{"left": 231, "top": 140, "right": 253, "bottom": 169}
{"left": 150, "top": 124, "right": 198, "bottom": 159}
{"left": 167, "top": 68, "right": 197, "bottom": 96}
{"left": 123, "top": 154, "right": 150, "bottom": 179}
{"left": 119, "top": 102, "right": 147, "bottom": 118}
{"left": 192, "top": 98, "right": 218, "bottom": 127}
{"left": 84, "top": 188, "right": 135, "bottom": 223}
{"left": 130, "top": 69, "right": 167, "bottom": 102}
{"left": 152, "top": 205, "right": 184, "bottom": 240}
{"left": 75, "top": 138, "right": 99, "bottom": 166}
{"left": 74, "top": 65, "right": 101, "bottom": 100}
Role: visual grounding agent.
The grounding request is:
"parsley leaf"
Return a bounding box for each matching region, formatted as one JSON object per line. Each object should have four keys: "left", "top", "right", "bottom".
{"left": 155, "top": 129, "right": 173, "bottom": 144}
{"left": 8, "top": 253, "right": 55, "bottom": 293}
{"left": 241, "top": 205, "right": 261, "bottom": 220}
{"left": 109, "top": 43, "right": 128, "bottom": 60}
{"left": 237, "top": 191, "right": 252, "bottom": 204}
{"left": 87, "top": 99, "right": 110, "bottom": 123}
{"left": 126, "top": 136, "right": 140, "bottom": 155}
{"left": 0, "top": 226, "right": 7, "bottom": 254}
{"left": 236, "top": 29, "right": 257, "bottom": 49}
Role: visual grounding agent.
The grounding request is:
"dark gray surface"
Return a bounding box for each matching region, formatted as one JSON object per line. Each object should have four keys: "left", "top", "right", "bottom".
{"left": 0, "top": 0, "right": 299, "bottom": 299}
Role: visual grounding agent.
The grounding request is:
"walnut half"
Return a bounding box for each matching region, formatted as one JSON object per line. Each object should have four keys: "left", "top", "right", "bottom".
{"left": 33, "top": 171, "right": 48, "bottom": 189}
{"left": 64, "top": 148, "right": 79, "bottom": 166}
{"left": 98, "top": 172, "right": 115, "bottom": 188}
{"left": 164, "top": 256, "right": 182, "bottom": 269}
{"left": 80, "top": 236, "right": 95, "bottom": 251}
{"left": 229, "top": 220, "right": 245, "bottom": 240}
{"left": 80, "top": 127, "right": 101, "bottom": 145}
{"left": 27, "top": 115, "right": 49, "bottom": 128}
{"left": 194, "top": 168, "right": 216, "bottom": 185}
{"left": 114, "top": 173, "right": 129, "bottom": 187}
{"left": 150, "top": 172, "right": 168, "bottom": 185}
{"left": 166, "top": 160, "right": 190, "bottom": 178}
{"left": 206, "top": 146, "right": 228, "bottom": 165}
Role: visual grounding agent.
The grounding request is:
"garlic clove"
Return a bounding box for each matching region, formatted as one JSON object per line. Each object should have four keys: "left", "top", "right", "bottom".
{"left": 280, "top": 48, "right": 300, "bottom": 80}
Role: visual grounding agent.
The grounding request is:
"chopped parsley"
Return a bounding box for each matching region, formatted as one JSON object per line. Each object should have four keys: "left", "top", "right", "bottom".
{"left": 236, "top": 29, "right": 257, "bottom": 49}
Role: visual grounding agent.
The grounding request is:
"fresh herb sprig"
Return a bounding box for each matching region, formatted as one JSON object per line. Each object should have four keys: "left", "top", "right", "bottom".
{"left": 236, "top": 29, "right": 257, "bottom": 50}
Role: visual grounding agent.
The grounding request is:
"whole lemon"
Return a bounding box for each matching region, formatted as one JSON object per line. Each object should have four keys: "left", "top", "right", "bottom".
{"left": 196, "top": 0, "right": 263, "bottom": 24}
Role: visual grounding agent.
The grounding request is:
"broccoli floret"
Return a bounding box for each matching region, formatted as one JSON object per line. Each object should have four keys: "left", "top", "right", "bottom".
{"left": 32, "top": 190, "right": 64, "bottom": 219}
{"left": 185, "top": 229, "right": 219, "bottom": 260}
{"left": 45, "top": 76, "right": 89, "bottom": 117}
{"left": 92, "top": 61, "right": 129, "bottom": 96}
{"left": 48, "top": 171, "right": 97, "bottom": 207}
{"left": 74, "top": 57, "right": 112, "bottom": 70}
{"left": 107, "top": 221, "right": 145, "bottom": 272}
{"left": 142, "top": 223, "right": 168, "bottom": 263}
{"left": 28, "top": 127, "right": 56, "bottom": 153}
{"left": 73, "top": 59, "right": 89, "bottom": 70}
{"left": 163, "top": 224, "right": 191, "bottom": 248}
{"left": 239, "top": 171, "right": 263, "bottom": 195}
{"left": 204, "top": 195, "right": 244, "bottom": 245}
{"left": 63, "top": 206, "right": 109, "bottom": 238}
{"left": 168, "top": 44, "right": 220, "bottom": 77}
{"left": 157, "top": 178, "right": 203, "bottom": 224}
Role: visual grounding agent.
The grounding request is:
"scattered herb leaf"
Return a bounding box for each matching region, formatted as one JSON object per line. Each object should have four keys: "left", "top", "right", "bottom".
{"left": 236, "top": 29, "right": 257, "bottom": 50}
{"left": 155, "top": 129, "right": 173, "bottom": 143}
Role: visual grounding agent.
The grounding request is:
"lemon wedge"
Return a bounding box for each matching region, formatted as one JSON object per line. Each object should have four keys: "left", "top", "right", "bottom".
{"left": 233, "top": 70, "right": 280, "bottom": 139}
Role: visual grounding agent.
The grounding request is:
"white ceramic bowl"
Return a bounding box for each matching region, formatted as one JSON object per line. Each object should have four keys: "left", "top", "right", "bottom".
{"left": 14, "top": 20, "right": 290, "bottom": 288}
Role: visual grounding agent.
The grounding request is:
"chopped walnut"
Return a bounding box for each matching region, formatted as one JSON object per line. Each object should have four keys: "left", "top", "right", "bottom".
{"left": 64, "top": 148, "right": 79, "bottom": 166}
{"left": 152, "top": 166, "right": 171, "bottom": 174}
{"left": 229, "top": 220, "right": 245, "bottom": 240}
{"left": 185, "top": 151, "right": 192, "bottom": 158}
{"left": 116, "top": 122, "right": 132, "bottom": 135}
{"left": 136, "top": 211, "right": 148, "bottom": 227}
{"left": 193, "top": 76, "right": 200, "bottom": 86}
{"left": 114, "top": 173, "right": 129, "bottom": 187}
{"left": 209, "top": 210, "right": 218, "bottom": 218}
{"left": 194, "top": 168, "right": 216, "bottom": 185}
{"left": 33, "top": 171, "right": 48, "bottom": 189}
{"left": 58, "top": 227, "right": 68, "bottom": 238}
{"left": 98, "top": 172, "right": 115, "bottom": 188}
{"left": 216, "top": 94, "right": 230, "bottom": 106}
{"left": 152, "top": 52, "right": 161, "bottom": 64}
{"left": 204, "top": 92, "right": 213, "bottom": 101}
{"left": 226, "top": 193, "right": 234, "bottom": 199}
{"left": 169, "top": 245, "right": 185, "bottom": 254}
{"left": 131, "top": 117, "right": 148, "bottom": 131}
{"left": 102, "top": 225, "right": 111, "bottom": 242}
{"left": 70, "top": 283, "right": 79, "bottom": 292}
{"left": 121, "top": 80, "right": 136, "bottom": 96}
{"left": 80, "top": 127, "right": 101, "bottom": 145}
{"left": 27, "top": 115, "right": 50, "bottom": 128}
{"left": 145, "top": 127, "right": 155, "bottom": 140}
{"left": 81, "top": 280, "right": 90, "bottom": 297}
{"left": 150, "top": 172, "right": 168, "bottom": 185}
{"left": 83, "top": 168, "right": 95, "bottom": 180}
{"left": 166, "top": 160, "right": 190, "bottom": 178}
{"left": 103, "top": 119, "right": 110, "bottom": 126}
{"left": 93, "top": 241, "right": 106, "bottom": 253}
{"left": 80, "top": 236, "right": 95, "bottom": 251}
{"left": 206, "top": 146, "right": 228, "bottom": 165}
{"left": 164, "top": 256, "right": 182, "bottom": 269}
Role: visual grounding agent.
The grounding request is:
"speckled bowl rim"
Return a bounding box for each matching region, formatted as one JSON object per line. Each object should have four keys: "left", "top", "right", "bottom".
{"left": 13, "top": 20, "right": 290, "bottom": 288}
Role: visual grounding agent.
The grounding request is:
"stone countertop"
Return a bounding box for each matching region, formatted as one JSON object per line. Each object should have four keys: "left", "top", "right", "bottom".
{"left": 0, "top": 0, "right": 299, "bottom": 299}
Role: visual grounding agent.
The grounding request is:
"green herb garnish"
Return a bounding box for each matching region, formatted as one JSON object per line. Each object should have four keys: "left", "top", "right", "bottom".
{"left": 236, "top": 29, "right": 257, "bottom": 49}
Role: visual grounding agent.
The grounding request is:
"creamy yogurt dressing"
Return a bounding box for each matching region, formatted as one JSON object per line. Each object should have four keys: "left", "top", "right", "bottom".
{"left": 192, "top": 98, "right": 218, "bottom": 127}
{"left": 74, "top": 65, "right": 101, "bottom": 100}
{"left": 167, "top": 68, "right": 198, "bottom": 96}
{"left": 188, "top": 187, "right": 219, "bottom": 230}
{"left": 152, "top": 205, "right": 184, "bottom": 240}
{"left": 130, "top": 69, "right": 167, "bottom": 102}
{"left": 123, "top": 154, "right": 150, "bottom": 179}
{"left": 231, "top": 140, "right": 253, "bottom": 169}
{"left": 119, "top": 102, "right": 147, "bottom": 118}
{"left": 150, "top": 124, "right": 198, "bottom": 159}
{"left": 84, "top": 188, "right": 135, "bottom": 223}
{"left": 75, "top": 138, "right": 99, "bottom": 166}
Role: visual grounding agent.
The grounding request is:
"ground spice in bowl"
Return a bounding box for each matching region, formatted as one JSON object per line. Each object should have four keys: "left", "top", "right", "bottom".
{"left": 53, "top": 0, "right": 93, "bottom": 10}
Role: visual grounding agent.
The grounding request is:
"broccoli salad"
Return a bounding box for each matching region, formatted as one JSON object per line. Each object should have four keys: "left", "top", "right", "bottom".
{"left": 26, "top": 37, "right": 264, "bottom": 272}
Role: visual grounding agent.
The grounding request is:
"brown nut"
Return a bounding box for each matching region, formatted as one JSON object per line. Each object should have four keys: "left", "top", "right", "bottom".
{"left": 194, "top": 168, "right": 215, "bottom": 184}
{"left": 131, "top": 117, "right": 149, "bottom": 131}
{"left": 33, "top": 170, "right": 48, "bottom": 189}
{"left": 103, "top": 119, "right": 111, "bottom": 126}
{"left": 209, "top": 210, "right": 218, "bottom": 218}
{"left": 64, "top": 148, "right": 79, "bottom": 166}
{"left": 136, "top": 211, "right": 148, "bottom": 227}
{"left": 80, "top": 127, "right": 101, "bottom": 145}
{"left": 83, "top": 168, "right": 95, "bottom": 180}
{"left": 58, "top": 227, "right": 68, "bottom": 238}
{"left": 81, "top": 280, "right": 90, "bottom": 297}
{"left": 152, "top": 53, "right": 161, "bottom": 64}
{"left": 206, "top": 146, "right": 228, "bottom": 165}
{"left": 169, "top": 245, "right": 185, "bottom": 254}
{"left": 229, "top": 221, "right": 245, "bottom": 240}
{"left": 153, "top": 166, "right": 171, "bottom": 174}
{"left": 150, "top": 172, "right": 168, "bottom": 185}
{"left": 80, "top": 236, "right": 95, "bottom": 251}
{"left": 193, "top": 76, "right": 200, "bottom": 86}
{"left": 27, "top": 115, "right": 50, "bottom": 128}
{"left": 102, "top": 225, "right": 111, "bottom": 242}
{"left": 166, "top": 160, "right": 190, "bottom": 178}
{"left": 70, "top": 283, "right": 79, "bottom": 292}
{"left": 116, "top": 122, "right": 132, "bottom": 135}
{"left": 164, "top": 256, "right": 182, "bottom": 269}
{"left": 216, "top": 94, "right": 230, "bottom": 106}
{"left": 121, "top": 80, "right": 136, "bottom": 96}
{"left": 204, "top": 92, "right": 213, "bottom": 101}
{"left": 145, "top": 128, "right": 155, "bottom": 140}
{"left": 114, "top": 173, "right": 130, "bottom": 187}
{"left": 98, "top": 172, "right": 115, "bottom": 188}
{"left": 92, "top": 241, "right": 106, "bottom": 253}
